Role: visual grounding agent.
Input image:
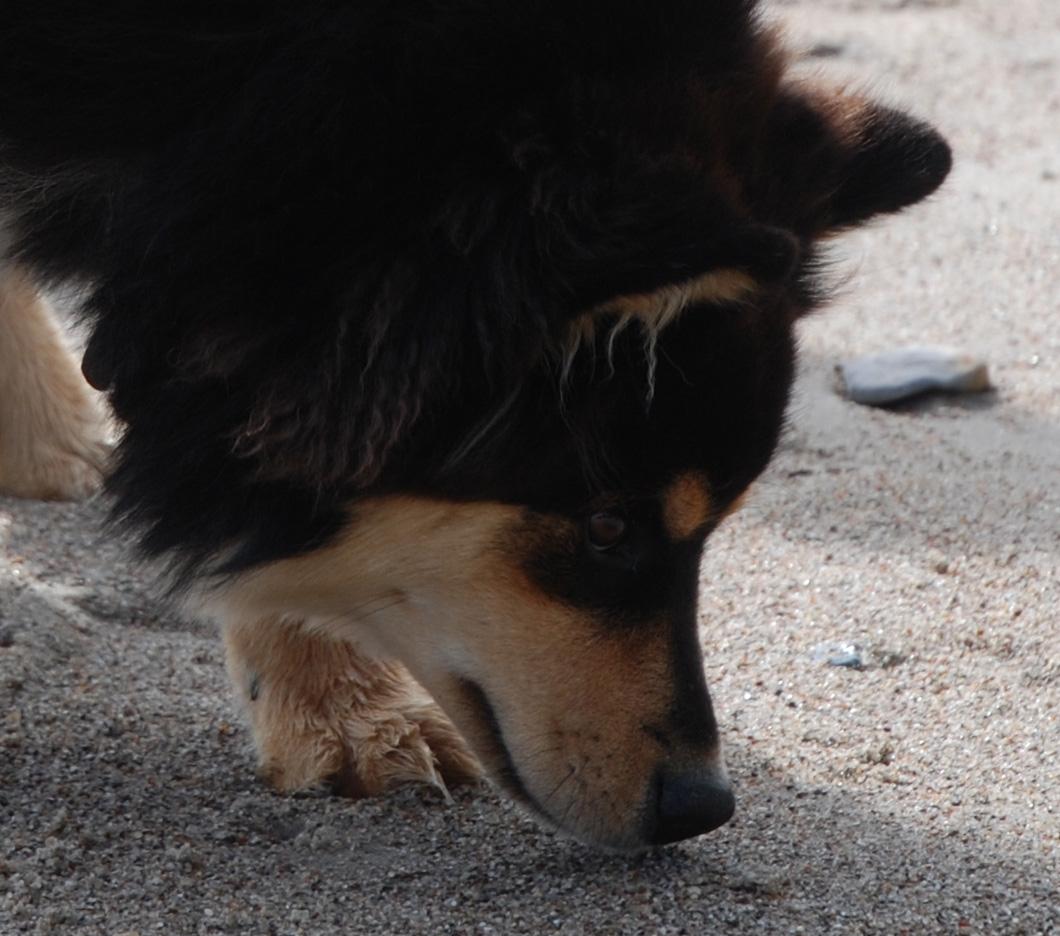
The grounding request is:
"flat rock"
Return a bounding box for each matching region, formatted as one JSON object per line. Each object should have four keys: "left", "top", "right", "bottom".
{"left": 836, "top": 346, "right": 992, "bottom": 406}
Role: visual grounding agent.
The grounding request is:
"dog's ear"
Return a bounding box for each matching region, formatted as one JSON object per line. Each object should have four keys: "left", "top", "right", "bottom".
{"left": 567, "top": 217, "right": 800, "bottom": 313}
{"left": 755, "top": 88, "right": 952, "bottom": 234}
{"left": 550, "top": 172, "right": 801, "bottom": 313}
{"left": 827, "top": 102, "right": 953, "bottom": 229}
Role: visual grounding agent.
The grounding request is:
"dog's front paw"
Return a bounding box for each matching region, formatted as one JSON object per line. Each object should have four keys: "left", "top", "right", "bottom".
{"left": 225, "top": 620, "right": 481, "bottom": 799}
{"left": 324, "top": 697, "right": 482, "bottom": 799}
{"left": 256, "top": 680, "right": 481, "bottom": 799}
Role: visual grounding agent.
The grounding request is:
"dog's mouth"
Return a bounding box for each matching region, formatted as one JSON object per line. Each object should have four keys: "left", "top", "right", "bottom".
{"left": 455, "top": 678, "right": 553, "bottom": 823}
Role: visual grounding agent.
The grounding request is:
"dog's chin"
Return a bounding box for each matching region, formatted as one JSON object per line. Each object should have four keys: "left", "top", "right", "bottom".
{"left": 452, "top": 677, "right": 652, "bottom": 853}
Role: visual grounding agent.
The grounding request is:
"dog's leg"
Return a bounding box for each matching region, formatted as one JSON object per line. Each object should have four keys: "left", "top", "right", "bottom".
{"left": 0, "top": 265, "right": 111, "bottom": 500}
{"left": 224, "top": 615, "right": 481, "bottom": 797}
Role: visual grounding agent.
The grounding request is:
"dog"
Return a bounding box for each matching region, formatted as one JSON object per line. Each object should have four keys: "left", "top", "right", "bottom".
{"left": 0, "top": 0, "right": 950, "bottom": 850}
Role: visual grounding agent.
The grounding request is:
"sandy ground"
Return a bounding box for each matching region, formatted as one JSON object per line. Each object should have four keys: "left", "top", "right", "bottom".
{"left": 2, "top": 1, "right": 1058, "bottom": 933}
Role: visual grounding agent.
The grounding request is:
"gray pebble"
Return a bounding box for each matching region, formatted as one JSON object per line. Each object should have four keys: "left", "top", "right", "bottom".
{"left": 836, "top": 346, "right": 992, "bottom": 406}
{"left": 810, "top": 642, "right": 865, "bottom": 670}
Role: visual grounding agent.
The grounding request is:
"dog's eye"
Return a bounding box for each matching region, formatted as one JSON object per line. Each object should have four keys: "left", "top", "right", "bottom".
{"left": 587, "top": 512, "right": 626, "bottom": 551}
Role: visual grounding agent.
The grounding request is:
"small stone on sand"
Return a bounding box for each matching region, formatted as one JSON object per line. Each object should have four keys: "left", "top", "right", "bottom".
{"left": 836, "top": 346, "right": 992, "bottom": 406}
{"left": 810, "top": 642, "right": 865, "bottom": 670}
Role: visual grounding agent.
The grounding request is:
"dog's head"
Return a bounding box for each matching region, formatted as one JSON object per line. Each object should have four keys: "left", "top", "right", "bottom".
{"left": 217, "top": 64, "right": 948, "bottom": 851}
{"left": 18, "top": 4, "right": 947, "bottom": 850}
{"left": 318, "top": 49, "right": 947, "bottom": 850}
{"left": 374, "top": 96, "right": 947, "bottom": 852}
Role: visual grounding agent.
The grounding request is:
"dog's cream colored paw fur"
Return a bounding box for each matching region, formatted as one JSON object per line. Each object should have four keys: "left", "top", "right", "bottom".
{"left": 0, "top": 267, "right": 112, "bottom": 501}
{"left": 225, "top": 617, "right": 481, "bottom": 799}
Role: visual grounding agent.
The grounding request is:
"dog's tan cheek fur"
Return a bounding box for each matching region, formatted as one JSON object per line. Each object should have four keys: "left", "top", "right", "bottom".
{"left": 427, "top": 631, "right": 675, "bottom": 849}
{"left": 479, "top": 619, "right": 675, "bottom": 842}
{"left": 388, "top": 532, "right": 676, "bottom": 840}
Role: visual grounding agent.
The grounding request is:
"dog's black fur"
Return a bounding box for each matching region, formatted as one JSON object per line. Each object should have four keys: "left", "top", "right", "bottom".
{"left": 0, "top": 1, "right": 949, "bottom": 592}
{"left": 0, "top": 0, "right": 952, "bottom": 849}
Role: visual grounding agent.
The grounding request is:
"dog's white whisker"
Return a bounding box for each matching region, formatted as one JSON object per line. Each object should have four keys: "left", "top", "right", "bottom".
{"left": 543, "top": 763, "right": 578, "bottom": 807}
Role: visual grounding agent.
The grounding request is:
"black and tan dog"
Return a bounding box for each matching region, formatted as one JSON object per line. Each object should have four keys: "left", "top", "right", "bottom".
{"left": 0, "top": 0, "right": 950, "bottom": 850}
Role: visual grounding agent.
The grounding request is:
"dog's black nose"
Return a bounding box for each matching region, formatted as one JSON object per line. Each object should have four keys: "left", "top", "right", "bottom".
{"left": 649, "top": 765, "right": 735, "bottom": 844}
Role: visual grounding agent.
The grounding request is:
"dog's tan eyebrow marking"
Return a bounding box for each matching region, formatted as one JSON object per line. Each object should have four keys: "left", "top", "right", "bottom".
{"left": 662, "top": 472, "right": 713, "bottom": 541}
{"left": 602, "top": 269, "right": 758, "bottom": 325}
{"left": 563, "top": 269, "right": 759, "bottom": 396}
{"left": 567, "top": 269, "right": 758, "bottom": 355}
